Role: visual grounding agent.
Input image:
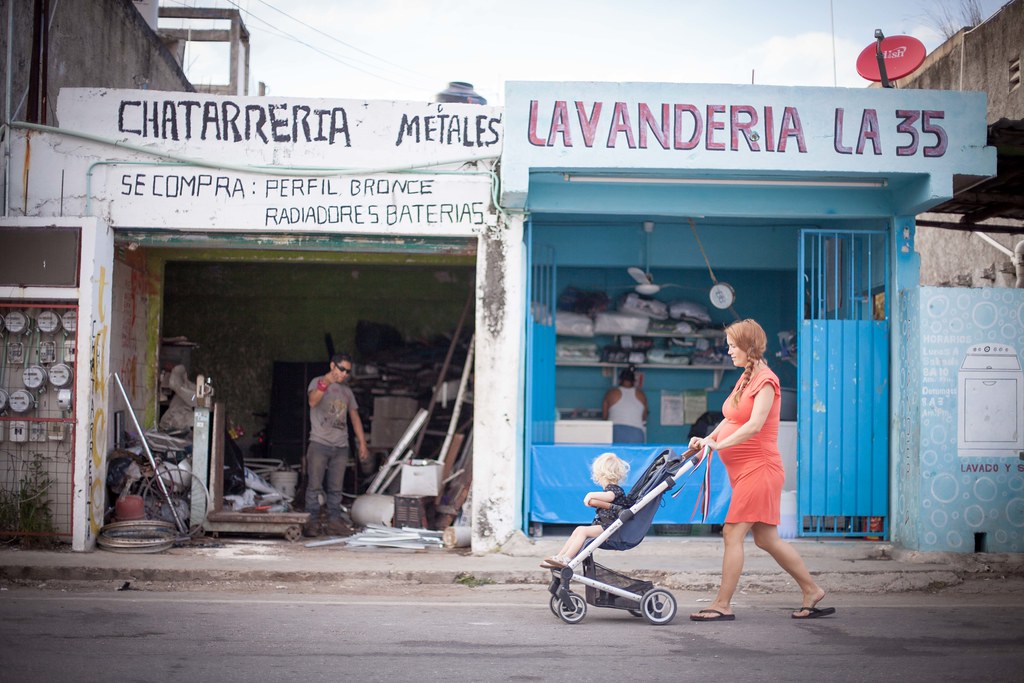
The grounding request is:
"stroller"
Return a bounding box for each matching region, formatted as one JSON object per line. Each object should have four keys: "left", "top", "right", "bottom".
{"left": 547, "top": 447, "right": 707, "bottom": 626}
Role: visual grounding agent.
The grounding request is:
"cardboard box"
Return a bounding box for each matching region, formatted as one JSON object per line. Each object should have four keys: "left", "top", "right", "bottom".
{"left": 400, "top": 459, "right": 442, "bottom": 496}
{"left": 371, "top": 418, "right": 415, "bottom": 449}
{"left": 373, "top": 396, "right": 419, "bottom": 419}
{"left": 371, "top": 396, "right": 421, "bottom": 448}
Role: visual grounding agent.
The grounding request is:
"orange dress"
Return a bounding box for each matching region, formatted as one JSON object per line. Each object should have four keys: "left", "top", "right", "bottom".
{"left": 715, "top": 368, "right": 784, "bottom": 525}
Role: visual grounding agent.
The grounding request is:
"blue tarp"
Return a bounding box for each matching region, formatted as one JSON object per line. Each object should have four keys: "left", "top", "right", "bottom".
{"left": 529, "top": 444, "right": 731, "bottom": 525}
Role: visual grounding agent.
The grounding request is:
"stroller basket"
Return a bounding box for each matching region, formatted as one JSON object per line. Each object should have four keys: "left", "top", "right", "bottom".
{"left": 583, "top": 557, "right": 654, "bottom": 609}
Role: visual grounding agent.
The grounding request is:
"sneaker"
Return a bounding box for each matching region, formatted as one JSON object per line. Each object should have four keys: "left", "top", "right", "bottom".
{"left": 323, "top": 518, "right": 352, "bottom": 537}
{"left": 302, "top": 520, "right": 320, "bottom": 538}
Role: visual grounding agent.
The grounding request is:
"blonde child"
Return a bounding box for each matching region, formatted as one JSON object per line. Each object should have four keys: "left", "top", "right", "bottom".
{"left": 541, "top": 452, "right": 631, "bottom": 568}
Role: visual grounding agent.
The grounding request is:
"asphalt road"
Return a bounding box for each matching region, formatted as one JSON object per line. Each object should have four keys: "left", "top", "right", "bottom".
{"left": 1, "top": 584, "right": 1022, "bottom": 682}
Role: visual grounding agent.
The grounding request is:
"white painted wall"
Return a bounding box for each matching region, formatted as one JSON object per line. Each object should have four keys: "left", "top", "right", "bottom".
{"left": 6, "top": 88, "right": 517, "bottom": 552}
{"left": 0, "top": 216, "right": 114, "bottom": 551}
{"left": 470, "top": 213, "right": 526, "bottom": 552}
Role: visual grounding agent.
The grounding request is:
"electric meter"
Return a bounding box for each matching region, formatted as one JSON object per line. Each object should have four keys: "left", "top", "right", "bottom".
{"left": 39, "top": 341, "right": 57, "bottom": 364}
{"left": 49, "top": 363, "right": 73, "bottom": 388}
{"left": 23, "top": 365, "right": 48, "bottom": 390}
{"left": 5, "top": 310, "right": 28, "bottom": 335}
{"left": 61, "top": 309, "right": 77, "bottom": 333}
{"left": 8, "top": 389, "right": 35, "bottom": 414}
{"left": 57, "top": 389, "right": 73, "bottom": 411}
{"left": 37, "top": 310, "right": 61, "bottom": 333}
{"left": 0, "top": 389, "right": 8, "bottom": 411}
{"left": 7, "top": 342, "right": 25, "bottom": 365}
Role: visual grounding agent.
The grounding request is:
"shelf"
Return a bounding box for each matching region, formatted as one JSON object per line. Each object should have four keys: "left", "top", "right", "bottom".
{"left": 630, "top": 329, "right": 726, "bottom": 339}
{"left": 556, "top": 360, "right": 730, "bottom": 370}
{"left": 556, "top": 329, "right": 725, "bottom": 340}
{"left": 555, "top": 360, "right": 734, "bottom": 390}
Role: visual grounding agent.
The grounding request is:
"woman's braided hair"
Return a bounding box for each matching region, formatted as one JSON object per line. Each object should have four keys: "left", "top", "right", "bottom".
{"left": 726, "top": 319, "right": 768, "bottom": 406}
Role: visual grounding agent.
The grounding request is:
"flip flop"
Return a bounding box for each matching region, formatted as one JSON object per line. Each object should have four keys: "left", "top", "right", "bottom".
{"left": 791, "top": 606, "right": 837, "bottom": 619}
{"left": 689, "top": 608, "right": 736, "bottom": 622}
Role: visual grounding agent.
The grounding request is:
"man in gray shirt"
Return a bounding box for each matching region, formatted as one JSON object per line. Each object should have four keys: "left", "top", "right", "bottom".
{"left": 304, "top": 352, "right": 369, "bottom": 536}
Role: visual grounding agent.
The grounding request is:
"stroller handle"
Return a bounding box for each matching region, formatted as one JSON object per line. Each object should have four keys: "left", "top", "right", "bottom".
{"left": 679, "top": 445, "right": 706, "bottom": 464}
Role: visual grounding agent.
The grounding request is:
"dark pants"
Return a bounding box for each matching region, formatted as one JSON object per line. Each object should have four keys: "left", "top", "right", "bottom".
{"left": 304, "top": 441, "right": 350, "bottom": 520}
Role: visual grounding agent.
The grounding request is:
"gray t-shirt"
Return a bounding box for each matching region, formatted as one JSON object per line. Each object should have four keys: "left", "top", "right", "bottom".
{"left": 307, "top": 379, "right": 358, "bottom": 448}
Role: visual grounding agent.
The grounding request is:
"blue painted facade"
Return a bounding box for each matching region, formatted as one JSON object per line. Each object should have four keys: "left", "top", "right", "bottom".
{"left": 502, "top": 81, "right": 1000, "bottom": 551}
{"left": 908, "top": 288, "right": 1024, "bottom": 552}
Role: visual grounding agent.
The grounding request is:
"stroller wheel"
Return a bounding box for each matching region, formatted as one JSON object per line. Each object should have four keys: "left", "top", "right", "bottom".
{"left": 628, "top": 609, "right": 644, "bottom": 618}
{"left": 640, "top": 588, "right": 677, "bottom": 626}
{"left": 555, "top": 592, "right": 587, "bottom": 624}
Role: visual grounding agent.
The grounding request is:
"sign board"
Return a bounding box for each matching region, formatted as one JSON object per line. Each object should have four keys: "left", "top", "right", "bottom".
{"left": 99, "top": 169, "right": 492, "bottom": 234}
{"left": 856, "top": 35, "right": 927, "bottom": 82}
{"left": 500, "top": 81, "right": 995, "bottom": 208}
{"left": 39, "top": 89, "right": 504, "bottom": 234}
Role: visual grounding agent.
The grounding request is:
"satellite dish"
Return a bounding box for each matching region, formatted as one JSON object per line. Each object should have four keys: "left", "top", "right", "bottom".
{"left": 856, "top": 34, "right": 926, "bottom": 82}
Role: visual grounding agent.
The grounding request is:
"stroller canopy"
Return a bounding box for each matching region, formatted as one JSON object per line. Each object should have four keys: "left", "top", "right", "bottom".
{"left": 602, "top": 448, "right": 696, "bottom": 551}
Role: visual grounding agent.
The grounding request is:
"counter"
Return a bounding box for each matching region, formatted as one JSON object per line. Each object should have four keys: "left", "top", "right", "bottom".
{"left": 529, "top": 444, "right": 731, "bottom": 525}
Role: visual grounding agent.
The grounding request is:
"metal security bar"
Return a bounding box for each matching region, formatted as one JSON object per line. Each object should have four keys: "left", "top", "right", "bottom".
{"left": 798, "top": 230, "right": 890, "bottom": 538}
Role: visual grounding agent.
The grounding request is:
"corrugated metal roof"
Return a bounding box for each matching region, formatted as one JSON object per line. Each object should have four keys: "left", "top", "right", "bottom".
{"left": 920, "top": 118, "right": 1024, "bottom": 232}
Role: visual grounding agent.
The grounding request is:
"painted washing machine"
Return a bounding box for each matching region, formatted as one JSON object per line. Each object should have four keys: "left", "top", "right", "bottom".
{"left": 957, "top": 343, "right": 1023, "bottom": 454}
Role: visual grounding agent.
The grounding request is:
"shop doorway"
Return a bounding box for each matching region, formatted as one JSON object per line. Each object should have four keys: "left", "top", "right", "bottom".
{"left": 114, "top": 236, "right": 476, "bottom": 520}
{"left": 798, "top": 229, "right": 889, "bottom": 538}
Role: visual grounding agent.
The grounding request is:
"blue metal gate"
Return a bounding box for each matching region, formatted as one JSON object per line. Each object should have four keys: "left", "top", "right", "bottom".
{"left": 797, "top": 229, "right": 889, "bottom": 537}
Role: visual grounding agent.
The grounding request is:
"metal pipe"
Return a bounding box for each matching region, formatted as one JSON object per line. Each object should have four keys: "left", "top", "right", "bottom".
{"left": 9, "top": 119, "right": 505, "bottom": 219}
{"left": 975, "top": 231, "right": 1014, "bottom": 258}
{"left": 3, "top": 0, "right": 14, "bottom": 216}
{"left": 112, "top": 372, "right": 187, "bottom": 534}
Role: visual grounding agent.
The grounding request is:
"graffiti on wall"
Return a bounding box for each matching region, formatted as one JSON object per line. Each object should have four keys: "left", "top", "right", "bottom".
{"left": 88, "top": 266, "right": 110, "bottom": 539}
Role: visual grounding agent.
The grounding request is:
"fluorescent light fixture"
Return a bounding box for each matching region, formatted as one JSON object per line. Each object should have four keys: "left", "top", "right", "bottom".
{"left": 562, "top": 174, "right": 888, "bottom": 188}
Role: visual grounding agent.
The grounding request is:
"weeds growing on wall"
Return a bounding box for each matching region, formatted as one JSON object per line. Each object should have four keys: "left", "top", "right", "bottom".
{"left": 0, "top": 455, "right": 57, "bottom": 548}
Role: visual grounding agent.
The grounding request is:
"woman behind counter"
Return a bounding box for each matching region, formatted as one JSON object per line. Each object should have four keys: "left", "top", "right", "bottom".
{"left": 688, "top": 319, "right": 835, "bottom": 621}
{"left": 602, "top": 366, "right": 649, "bottom": 443}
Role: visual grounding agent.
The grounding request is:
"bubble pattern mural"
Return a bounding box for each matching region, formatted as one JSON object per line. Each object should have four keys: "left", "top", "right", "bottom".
{"left": 917, "top": 287, "right": 1024, "bottom": 552}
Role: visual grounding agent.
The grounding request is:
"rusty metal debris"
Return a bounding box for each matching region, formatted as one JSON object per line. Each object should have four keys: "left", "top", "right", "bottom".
{"left": 97, "top": 520, "right": 180, "bottom": 553}
{"left": 305, "top": 524, "right": 443, "bottom": 550}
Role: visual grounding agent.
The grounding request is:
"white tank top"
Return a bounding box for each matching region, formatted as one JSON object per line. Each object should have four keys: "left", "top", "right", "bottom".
{"left": 609, "top": 386, "right": 645, "bottom": 430}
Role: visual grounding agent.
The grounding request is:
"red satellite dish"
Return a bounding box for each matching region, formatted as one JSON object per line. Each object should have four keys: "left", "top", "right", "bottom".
{"left": 856, "top": 35, "right": 927, "bottom": 82}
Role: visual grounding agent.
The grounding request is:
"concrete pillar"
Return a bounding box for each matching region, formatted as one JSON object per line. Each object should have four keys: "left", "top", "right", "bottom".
{"left": 470, "top": 212, "right": 525, "bottom": 553}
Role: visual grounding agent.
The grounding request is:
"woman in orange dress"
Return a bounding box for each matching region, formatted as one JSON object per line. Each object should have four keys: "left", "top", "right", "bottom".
{"left": 688, "top": 319, "right": 835, "bottom": 621}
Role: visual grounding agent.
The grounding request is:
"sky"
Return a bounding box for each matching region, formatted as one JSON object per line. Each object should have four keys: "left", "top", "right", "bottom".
{"left": 158, "top": 0, "right": 1013, "bottom": 104}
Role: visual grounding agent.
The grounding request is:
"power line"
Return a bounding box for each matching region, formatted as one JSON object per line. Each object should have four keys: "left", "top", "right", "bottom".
{"left": 251, "top": 0, "right": 434, "bottom": 81}
{"left": 221, "top": 0, "right": 433, "bottom": 91}
{"left": 164, "top": 0, "right": 433, "bottom": 93}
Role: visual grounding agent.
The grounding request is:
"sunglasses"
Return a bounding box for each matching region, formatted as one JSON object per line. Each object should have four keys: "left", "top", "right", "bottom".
{"left": 336, "top": 365, "right": 352, "bottom": 374}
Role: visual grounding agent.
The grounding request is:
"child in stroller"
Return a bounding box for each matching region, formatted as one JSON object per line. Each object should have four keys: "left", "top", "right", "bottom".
{"left": 545, "top": 447, "right": 706, "bottom": 625}
{"left": 540, "top": 452, "right": 630, "bottom": 569}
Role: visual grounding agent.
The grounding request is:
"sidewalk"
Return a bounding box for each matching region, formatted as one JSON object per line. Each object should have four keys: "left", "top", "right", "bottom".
{"left": 2, "top": 532, "right": 1022, "bottom": 594}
